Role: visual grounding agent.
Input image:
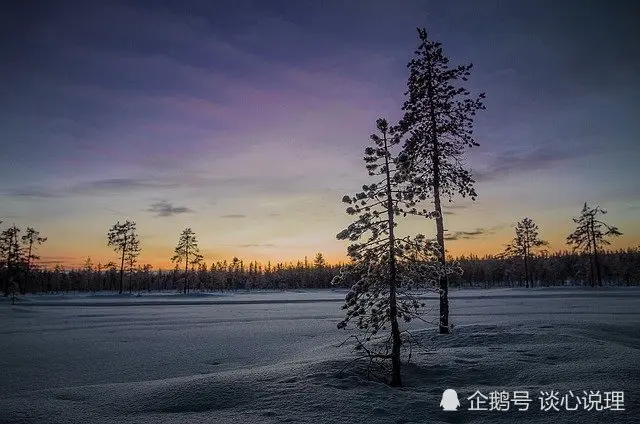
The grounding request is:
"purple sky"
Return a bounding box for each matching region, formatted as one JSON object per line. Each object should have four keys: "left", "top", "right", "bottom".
{"left": 1, "top": 0, "right": 638, "bottom": 268}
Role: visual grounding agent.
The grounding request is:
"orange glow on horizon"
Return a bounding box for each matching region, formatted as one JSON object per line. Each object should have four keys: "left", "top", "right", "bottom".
{"left": 37, "top": 234, "right": 640, "bottom": 270}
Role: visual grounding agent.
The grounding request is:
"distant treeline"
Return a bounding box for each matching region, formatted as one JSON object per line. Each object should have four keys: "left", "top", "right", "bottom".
{"left": 450, "top": 247, "right": 640, "bottom": 288}
{"left": 7, "top": 256, "right": 341, "bottom": 294}
{"left": 3, "top": 247, "right": 639, "bottom": 295}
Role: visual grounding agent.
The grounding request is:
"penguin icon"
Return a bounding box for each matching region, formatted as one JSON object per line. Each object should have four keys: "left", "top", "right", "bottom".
{"left": 440, "top": 389, "right": 460, "bottom": 411}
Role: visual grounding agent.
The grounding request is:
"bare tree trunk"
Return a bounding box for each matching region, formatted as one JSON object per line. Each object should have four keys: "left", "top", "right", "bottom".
{"left": 383, "top": 132, "right": 402, "bottom": 387}
{"left": 426, "top": 64, "right": 449, "bottom": 334}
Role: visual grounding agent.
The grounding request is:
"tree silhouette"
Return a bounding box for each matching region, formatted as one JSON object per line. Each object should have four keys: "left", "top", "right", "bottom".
{"left": 107, "top": 220, "right": 140, "bottom": 294}
{"left": 313, "top": 252, "right": 326, "bottom": 268}
{"left": 567, "top": 203, "right": 622, "bottom": 286}
{"left": 1, "top": 225, "right": 24, "bottom": 296}
{"left": 21, "top": 227, "right": 47, "bottom": 295}
{"left": 333, "top": 118, "right": 444, "bottom": 387}
{"left": 171, "top": 228, "right": 202, "bottom": 294}
{"left": 125, "top": 234, "right": 141, "bottom": 293}
{"left": 398, "top": 28, "right": 485, "bottom": 334}
{"left": 502, "top": 218, "right": 548, "bottom": 288}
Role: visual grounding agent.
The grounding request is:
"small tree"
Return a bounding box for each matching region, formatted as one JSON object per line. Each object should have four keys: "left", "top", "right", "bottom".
{"left": 313, "top": 252, "right": 326, "bottom": 268}
{"left": 1, "top": 225, "right": 24, "bottom": 296}
{"left": 333, "top": 118, "right": 445, "bottom": 387}
{"left": 567, "top": 203, "right": 622, "bottom": 286}
{"left": 171, "top": 228, "right": 202, "bottom": 294}
{"left": 21, "top": 227, "right": 47, "bottom": 294}
{"left": 398, "top": 28, "right": 485, "bottom": 333}
{"left": 107, "top": 220, "right": 140, "bottom": 294}
{"left": 502, "top": 218, "right": 548, "bottom": 288}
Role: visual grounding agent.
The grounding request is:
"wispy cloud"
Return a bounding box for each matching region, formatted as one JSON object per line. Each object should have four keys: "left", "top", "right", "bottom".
{"left": 475, "top": 148, "right": 587, "bottom": 182}
{"left": 226, "top": 243, "right": 277, "bottom": 248}
{"left": 72, "top": 178, "right": 178, "bottom": 195}
{"left": 5, "top": 178, "right": 180, "bottom": 200}
{"left": 221, "top": 214, "right": 247, "bottom": 219}
{"left": 147, "top": 201, "right": 194, "bottom": 217}
{"left": 445, "top": 225, "right": 504, "bottom": 241}
{"left": 5, "top": 187, "right": 66, "bottom": 199}
{"left": 440, "top": 204, "right": 470, "bottom": 216}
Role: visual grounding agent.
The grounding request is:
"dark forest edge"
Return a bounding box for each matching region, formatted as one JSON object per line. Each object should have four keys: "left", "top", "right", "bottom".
{"left": 2, "top": 247, "right": 639, "bottom": 297}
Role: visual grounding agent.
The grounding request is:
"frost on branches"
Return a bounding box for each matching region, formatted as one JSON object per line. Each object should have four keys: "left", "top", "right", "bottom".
{"left": 334, "top": 234, "right": 449, "bottom": 333}
{"left": 398, "top": 28, "right": 485, "bottom": 334}
{"left": 332, "top": 118, "right": 461, "bottom": 387}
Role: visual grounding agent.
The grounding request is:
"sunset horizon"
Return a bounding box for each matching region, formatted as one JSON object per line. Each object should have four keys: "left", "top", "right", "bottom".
{"left": 2, "top": 0, "right": 638, "bottom": 271}
{"left": 7, "top": 209, "right": 638, "bottom": 270}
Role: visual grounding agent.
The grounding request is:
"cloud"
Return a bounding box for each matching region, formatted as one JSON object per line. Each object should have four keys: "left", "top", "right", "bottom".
{"left": 440, "top": 204, "right": 471, "bottom": 216}
{"left": 147, "top": 201, "right": 194, "bottom": 217}
{"left": 444, "top": 225, "right": 504, "bottom": 241}
{"left": 4, "top": 178, "right": 181, "bottom": 200}
{"left": 474, "top": 148, "right": 586, "bottom": 182}
{"left": 224, "top": 243, "right": 276, "bottom": 248}
{"left": 221, "top": 214, "right": 247, "bottom": 219}
{"left": 72, "top": 178, "right": 178, "bottom": 195}
{"left": 4, "top": 187, "right": 66, "bottom": 199}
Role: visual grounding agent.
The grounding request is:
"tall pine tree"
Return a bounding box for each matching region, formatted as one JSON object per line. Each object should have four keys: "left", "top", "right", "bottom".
{"left": 399, "top": 28, "right": 485, "bottom": 333}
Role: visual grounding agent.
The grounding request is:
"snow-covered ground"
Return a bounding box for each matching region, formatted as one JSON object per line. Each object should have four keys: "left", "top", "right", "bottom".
{"left": 1, "top": 288, "right": 638, "bottom": 423}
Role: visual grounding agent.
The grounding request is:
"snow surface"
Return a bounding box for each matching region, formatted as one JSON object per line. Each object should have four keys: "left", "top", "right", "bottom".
{"left": 1, "top": 288, "right": 638, "bottom": 423}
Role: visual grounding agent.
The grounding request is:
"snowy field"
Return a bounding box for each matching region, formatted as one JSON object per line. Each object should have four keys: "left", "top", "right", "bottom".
{"left": 1, "top": 287, "right": 638, "bottom": 423}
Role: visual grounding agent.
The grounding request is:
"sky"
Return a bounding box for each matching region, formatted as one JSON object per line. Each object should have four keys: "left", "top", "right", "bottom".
{"left": 1, "top": 0, "right": 638, "bottom": 269}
